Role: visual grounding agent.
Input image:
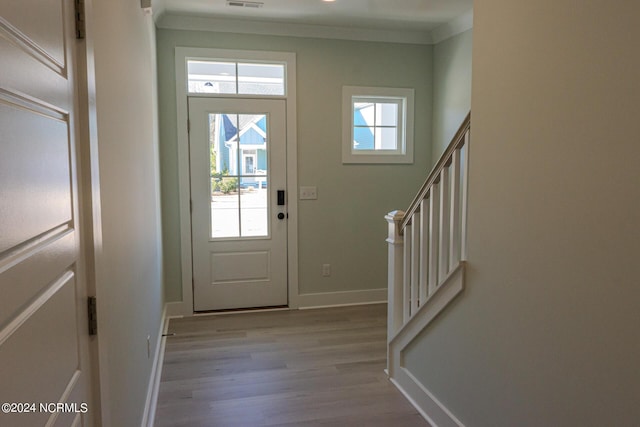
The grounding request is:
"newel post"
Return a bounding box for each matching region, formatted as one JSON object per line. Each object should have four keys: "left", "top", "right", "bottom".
{"left": 386, "top": 210, "right": 405, "bottom": 369}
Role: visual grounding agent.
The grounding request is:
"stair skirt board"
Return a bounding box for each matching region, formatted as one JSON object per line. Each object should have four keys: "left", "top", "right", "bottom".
{"left": 387, "top": 262, "right": 466, "bottom": 427}
{"left": 390, "top": 368, "right": 465, "bottom": 427}
{"left": 297, "top": 288, "right": 387, "bottom": 309}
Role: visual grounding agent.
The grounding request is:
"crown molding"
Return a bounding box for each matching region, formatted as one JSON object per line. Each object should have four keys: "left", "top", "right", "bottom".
{"left": 156, "top": 13, "right": 434, "bottom": 45}
{"left": 430, "top": 8, "right": 473, "bottom": 44}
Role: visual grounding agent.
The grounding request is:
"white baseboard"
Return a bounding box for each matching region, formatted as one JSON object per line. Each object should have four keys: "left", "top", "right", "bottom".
{"left": 166, "top": 301, "right": 188, "bottom": 318}
{"left": 297, "top": 288, "right": 387, "bottom": 309}
{"left": 165, "top": 288, "right": 386, "bottom": 314}
{"left": 141, "top": 304, "right": 170, "bottom": 427}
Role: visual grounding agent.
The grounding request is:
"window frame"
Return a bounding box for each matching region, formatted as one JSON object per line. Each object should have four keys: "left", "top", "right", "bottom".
{"left": 342, "top": 86, "right": 414, "bottom": 164}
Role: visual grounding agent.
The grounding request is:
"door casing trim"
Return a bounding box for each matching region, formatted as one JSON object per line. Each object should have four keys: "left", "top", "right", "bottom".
{"left": 174, "top": 47, "right": 299, "bottom": 315}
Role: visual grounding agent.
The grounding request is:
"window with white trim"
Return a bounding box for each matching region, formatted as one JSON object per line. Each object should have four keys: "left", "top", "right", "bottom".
{"left": 342, "top": 86, "right": 414, "bottom": 164}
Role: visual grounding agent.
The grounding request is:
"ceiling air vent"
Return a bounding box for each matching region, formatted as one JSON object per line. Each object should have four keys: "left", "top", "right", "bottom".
{"left": 226, "top": 0, "right": 264, "bottom": 8}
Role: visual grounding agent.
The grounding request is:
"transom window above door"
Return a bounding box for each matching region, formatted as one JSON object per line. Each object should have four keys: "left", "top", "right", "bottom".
{"left": 188, "top": 60, "right": 286, "bottom": 96}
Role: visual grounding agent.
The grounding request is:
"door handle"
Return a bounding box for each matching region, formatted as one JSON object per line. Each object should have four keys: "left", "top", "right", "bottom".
{"left": 277, "top": 212, "right": 286, "bottom": 220}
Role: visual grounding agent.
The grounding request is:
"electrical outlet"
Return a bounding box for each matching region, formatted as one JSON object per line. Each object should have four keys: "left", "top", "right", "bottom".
{"left": 300, "top": 186, "right": 317, "bottom": 200}
{"left": 322, "top": 264, "right": 331, "bottom": 277}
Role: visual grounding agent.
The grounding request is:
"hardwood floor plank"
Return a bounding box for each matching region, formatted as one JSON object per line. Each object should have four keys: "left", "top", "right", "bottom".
{"left": 155, "top": 304, "right": 430, "bottom": 426}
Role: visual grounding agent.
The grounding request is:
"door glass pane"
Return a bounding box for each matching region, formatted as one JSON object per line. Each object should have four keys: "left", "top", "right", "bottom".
{"left": 209, "top": 112, "right": 269, "bottom": 239}
{"left": 240, "top": 184, "right": 268, "bottom": 237}
{"left": 211, "top": 177, "right": 240, "bottom": 238}
{"left": 210, "top": 113, "right": 239, "bottom": 238}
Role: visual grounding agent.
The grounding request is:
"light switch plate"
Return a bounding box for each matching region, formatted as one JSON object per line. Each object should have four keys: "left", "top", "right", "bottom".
{"left": 299, "top": 186, "right": 317, "bottom": 200}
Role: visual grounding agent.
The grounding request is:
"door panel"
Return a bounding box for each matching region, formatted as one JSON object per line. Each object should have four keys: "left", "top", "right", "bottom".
{"left": 0, "top": 274, "right": 79, "bottom": 426}
{"left": 0, "top": 0, "right": 66, "bottom": 67}
{"left": 0, "top": 98, "right": 72, "bottom": 253}
{"left": 0, "top": 230, "right": 75, "bottom": 336}
{"left": 210, "top": 251, "right": 270, "bottom": 283}
{"left": 0, "top": 0, "right": 92, "bottom": 425}
{"left": 189, "top": 98, "right": 287, "bottom": 311}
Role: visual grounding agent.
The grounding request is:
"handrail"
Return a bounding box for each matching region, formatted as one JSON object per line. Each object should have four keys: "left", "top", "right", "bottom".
{"left": 401, "top": 112, "right": 471, "bottom": 231}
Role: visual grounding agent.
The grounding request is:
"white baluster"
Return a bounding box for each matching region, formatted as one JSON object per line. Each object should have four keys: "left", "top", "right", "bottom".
{"left": 403, "top": 222, "right": 412, "bottom": 323}
{"left": 460, "top": 132, "right": 470, "bottom": 261}
{"left": 428, "top": 185, "right": 440, "bottom": 295}
{"left": 449, "top": 149, "right": 462, "bottom": 269}
{"left": 438, "top": 168, "right": 450, "bottom": 282}
{"left": 411, "top": 212, "right": 420, "bottom": 316}
{"left": 419, "top": 199, "right": 429, "bottom": 305}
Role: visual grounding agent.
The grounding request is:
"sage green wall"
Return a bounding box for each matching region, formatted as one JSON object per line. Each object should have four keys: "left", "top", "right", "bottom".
{"left": 404, "top": 1, "right": 640, "bottom": 425}
{"left": 431, "top": 29, "right": 472, "bottom": 162}
{"left": 157, "top": 30, "right": 433, "bottom": 301}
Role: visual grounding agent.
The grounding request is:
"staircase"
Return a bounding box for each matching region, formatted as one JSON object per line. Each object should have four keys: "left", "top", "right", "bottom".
{"left": 385, "top": 113, "right": 470, "bottom": 427}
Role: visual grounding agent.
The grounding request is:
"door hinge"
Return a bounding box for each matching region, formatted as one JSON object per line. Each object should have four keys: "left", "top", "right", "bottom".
{"left": 187, "top": 119, "right": 190, "bottom": 134}
{"left": 88, "top": 296, "right": 98, "bottom": 335}
{"left": 74, "top": 0, "right": 86, "bottom": 39}
{"left": 190, "top": 199, "right": 193, "bottom": 213}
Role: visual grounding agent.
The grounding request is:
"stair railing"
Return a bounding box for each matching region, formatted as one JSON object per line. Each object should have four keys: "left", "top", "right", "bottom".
{"left": 386, "top": 113, "right": 470, "bottom": 343}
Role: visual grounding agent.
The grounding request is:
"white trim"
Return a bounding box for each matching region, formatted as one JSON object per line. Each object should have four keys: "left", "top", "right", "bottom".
{"left": 430, "top": 9, "right": 473, "bottom": 44}
{"left": 157, "top": 14, "right": 433, "bottom": 45}
{"left": 141, "top": 305, "right": 170, "bottom": 427}
{"left": 297, "top": 289, "right": 387, "bottom": 309}
{"left": 175, "top": 47, "right": 299, "bottom": 316}
{"left": 387, "top": 262, "right": 466, "bottom": 427}
{"left": 285, "top": 54, "right": 300, "bottom": 309}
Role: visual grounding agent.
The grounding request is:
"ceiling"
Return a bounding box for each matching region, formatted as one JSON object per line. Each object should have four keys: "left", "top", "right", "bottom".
{"left": 159, "top": 0, "right": 473, "bottom": 34}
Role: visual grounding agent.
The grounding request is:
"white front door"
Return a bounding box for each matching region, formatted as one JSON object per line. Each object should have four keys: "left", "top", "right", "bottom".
{"left": 0, "top": 0, "right": 94, "bottom": 425}
{"left": 189, "top": 97, "right": 288, "bottom": 311}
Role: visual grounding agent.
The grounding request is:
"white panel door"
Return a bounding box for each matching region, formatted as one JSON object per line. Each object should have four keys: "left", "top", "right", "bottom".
{"left": 0, "top": 0, "right": 94, "bottom": 426}
{"left": 189, "top": 98, "right": 288, "bottom": 311}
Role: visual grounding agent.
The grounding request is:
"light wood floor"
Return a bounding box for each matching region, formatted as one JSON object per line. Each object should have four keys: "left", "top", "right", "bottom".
{"left": 154, "top": 304, "right": 430, "bottom": 426}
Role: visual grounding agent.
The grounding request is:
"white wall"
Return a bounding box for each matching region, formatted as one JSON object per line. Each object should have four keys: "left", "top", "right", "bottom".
{"left": 91, "top": 1, "right": 164, "bottom": 425}
{"left": 431, "top": 29, "right": 472, "bottom": 162}
{"left": 404, "top": 1, "right": 640, "bottom": 425}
